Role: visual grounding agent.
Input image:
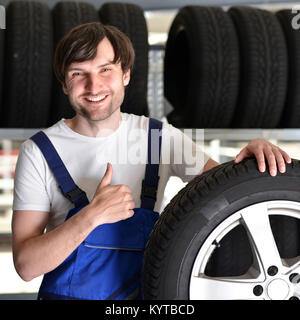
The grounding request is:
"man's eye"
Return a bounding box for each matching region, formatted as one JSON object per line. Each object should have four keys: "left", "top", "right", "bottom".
{"left": 72, "top": 72, "right": 82, "bottom": 77}
{"left": 102, "top": 67, "right": 111, "bottom": 72}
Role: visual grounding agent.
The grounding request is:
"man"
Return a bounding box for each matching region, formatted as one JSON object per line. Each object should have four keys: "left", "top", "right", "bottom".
{"left": 12, "top": 22, "right": 291, "bottom": 299}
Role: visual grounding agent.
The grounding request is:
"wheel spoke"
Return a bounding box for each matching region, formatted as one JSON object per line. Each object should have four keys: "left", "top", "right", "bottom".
{"left": 240, "top": 202, "right": 283, "bottom": 275}
{"left": 190, "top": 275, "right": 260, "bottom": 300}
{"left": 283, "top": 256, "right": 300, "bottom": 275}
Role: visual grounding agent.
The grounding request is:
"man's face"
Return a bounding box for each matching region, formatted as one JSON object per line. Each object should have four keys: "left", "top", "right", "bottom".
{"left": 63, "top": 37, "right": 130, "bottom": 122}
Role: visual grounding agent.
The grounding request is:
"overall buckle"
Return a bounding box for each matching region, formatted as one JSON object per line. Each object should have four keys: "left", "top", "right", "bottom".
{"left": 141, "top": 180, "right": 157, "bottom": 201}
{"left": 64, "top": 186, "right": 84, "bottom": 201}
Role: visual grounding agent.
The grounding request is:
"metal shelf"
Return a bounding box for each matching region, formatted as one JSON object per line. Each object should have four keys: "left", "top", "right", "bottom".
{"left": 179, "top": 128, "right": 300, "bottom": 142}
{"left": 0, "top": 129, "right": 42, "bottom": 140}
{"left": 203, "top": 129, "right": 300, "bottom": 141}
{"left": 1, "top": 128, "right": 300, "bottom": 141}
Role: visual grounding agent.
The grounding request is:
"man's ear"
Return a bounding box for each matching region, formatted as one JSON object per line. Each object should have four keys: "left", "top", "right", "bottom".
{"left": 123, "top": 69, "right": 131, "bottom": 87}
{"left": 62, "top": 83, "right": 68, "bottom": 95}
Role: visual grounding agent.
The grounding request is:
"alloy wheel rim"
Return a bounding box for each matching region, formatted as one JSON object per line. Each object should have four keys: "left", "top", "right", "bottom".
{"left": 189, "top": 200, "right": 300, "bottom": 300}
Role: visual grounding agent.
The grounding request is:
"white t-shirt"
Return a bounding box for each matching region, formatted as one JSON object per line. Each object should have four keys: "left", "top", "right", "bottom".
{"left": 13, "top": 113, "right": 210, "bottom": 231}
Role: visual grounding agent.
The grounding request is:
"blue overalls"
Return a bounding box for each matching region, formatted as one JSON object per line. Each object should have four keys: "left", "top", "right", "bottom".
{"left": 30, "top": 118, "right": 162, "bottom": 300}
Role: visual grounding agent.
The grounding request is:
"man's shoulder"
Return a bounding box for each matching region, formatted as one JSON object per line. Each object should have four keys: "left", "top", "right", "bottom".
{"left": 122, "top": 112, "right": 167, "bottom": 130}
{"left": 122, "top": 112, "right": 148, "bottom": 122}
{"left": 43, "top": 119, "right": 65, "bottom": 136}
{"left": 122, "top": 112, "right": 149, "bottom": 130}
{"left": 21, "top": 119, "right": 64, "bottom": 153}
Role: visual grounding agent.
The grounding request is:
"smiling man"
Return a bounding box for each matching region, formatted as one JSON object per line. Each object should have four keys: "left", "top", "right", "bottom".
{"left": 56, "top": 25, "right": 133, "bottom": 137}
{"left": 11, "top": 22, "right": 291, "bottom": 300}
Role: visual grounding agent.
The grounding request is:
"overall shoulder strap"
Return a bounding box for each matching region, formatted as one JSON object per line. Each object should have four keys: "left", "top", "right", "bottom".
{"left": 140, "top": 118, "right": 163, "bottom": 211}
{"left": 30, "top": 131, "right": 89, "bottom": 207}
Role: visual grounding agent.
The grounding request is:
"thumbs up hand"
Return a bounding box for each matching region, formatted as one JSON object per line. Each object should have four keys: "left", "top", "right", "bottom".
{"left": 88, "top": 163, "right": 135, "bottom": 226}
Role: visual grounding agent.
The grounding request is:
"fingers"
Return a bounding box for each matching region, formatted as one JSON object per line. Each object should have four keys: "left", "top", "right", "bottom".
{"left": 278, "top": 147, "right": 292, "bottom": 164}
{"left": 252, "top": 149, "right": 266, "bottom": 173}
{"left": 272, "top": 148, "right": 286, "bottom": 174}
{"left": 105, "top": 200, "right": 136, "bottom": 222}
{"left": 123, "top": 200, "right": 135, "bottom": 218}
{"left": 262, "top": 146, "right": 290, "bottom": 176}
{"left": 235, "top": 145, "right": 266, "bottom": 172}
{"left": 122, "top": 191, "right": 134, "bottom": 202}
{"left": 234, "top": 148, "right": 251, "bottom": 163}
{"left": 263, "top": 147, "right": 277, "bottom": 176}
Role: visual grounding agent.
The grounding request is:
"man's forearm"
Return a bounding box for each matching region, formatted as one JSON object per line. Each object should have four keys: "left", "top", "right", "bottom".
{"left": 202, "top": 158, "right": 219, "bottom": 173}
{"left": 13, "top": 205, "right": 96, "bottom": 282}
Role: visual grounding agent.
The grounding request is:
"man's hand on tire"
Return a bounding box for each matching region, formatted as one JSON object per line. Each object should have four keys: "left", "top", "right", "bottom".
{"left": 234, "top": 138, "right": 291, "bottom": 176}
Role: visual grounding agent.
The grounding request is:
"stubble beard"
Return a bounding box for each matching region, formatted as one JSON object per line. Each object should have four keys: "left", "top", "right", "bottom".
{"left": 71, "top": 92, "right": 123, "bottom": 122}
{"left": 77, "top": 101, "right": 116, "bottom": 122}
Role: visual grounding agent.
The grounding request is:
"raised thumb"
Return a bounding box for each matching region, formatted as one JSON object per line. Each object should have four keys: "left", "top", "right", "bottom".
{"left": 98, "top": 162, "right": 113, "bottom": 188}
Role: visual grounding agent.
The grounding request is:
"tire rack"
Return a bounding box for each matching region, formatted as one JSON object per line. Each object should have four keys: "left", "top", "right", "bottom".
{"left": 2, "top": 46, "right": 300, "bottom": 234}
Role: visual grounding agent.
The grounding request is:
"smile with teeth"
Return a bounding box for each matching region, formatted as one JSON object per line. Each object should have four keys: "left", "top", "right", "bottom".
{"left": 85, "top": 95, "right": 108, "bottom": 103}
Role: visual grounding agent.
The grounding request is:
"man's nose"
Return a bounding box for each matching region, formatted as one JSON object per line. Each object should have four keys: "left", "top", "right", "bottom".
{"left": 85, "top": 73, "right": 102, "bottom": 94}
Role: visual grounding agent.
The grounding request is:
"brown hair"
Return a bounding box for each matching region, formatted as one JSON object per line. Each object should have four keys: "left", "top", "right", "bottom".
{"left": 53, "top": 22, "right": 135, "bottom": 85}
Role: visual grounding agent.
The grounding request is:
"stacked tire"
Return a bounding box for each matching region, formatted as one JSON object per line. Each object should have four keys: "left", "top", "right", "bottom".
{"left": 2, "top": 1, "right": 53, "bottom": 128}
{"left": 164, "top": 6, "right": 240, "bottom": 129}
{"left": 0, "top": 1, "right": 150, "bottom": 128}
{"left": 276, "top": 10, "right": 300, "bottom": 128}
{"left": 229, "top": 7, "right": 288, "bottom": 128}
{"left": 164, "top": 6, "right": 300, "bottom": 128}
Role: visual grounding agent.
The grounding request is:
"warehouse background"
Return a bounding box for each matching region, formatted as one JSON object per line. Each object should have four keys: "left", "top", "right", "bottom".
{"left": 0, "top": 0, "right": 300, "bottom": 299}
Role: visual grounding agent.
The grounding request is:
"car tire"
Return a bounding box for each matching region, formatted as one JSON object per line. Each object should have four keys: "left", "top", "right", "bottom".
{"left": 3, "top": 0, "right": 53, "bottom": 128}
{"left": 229, "top": 7, "right": 288, "bottom": 128}
{"left": 164, "top": 6, "right": 239, "bottom": 128}
{"left": 276, "top": 10, "right": 300, "bottom": 128}
{"left": 142, "top": 158, "right": 300, "bottom": 300}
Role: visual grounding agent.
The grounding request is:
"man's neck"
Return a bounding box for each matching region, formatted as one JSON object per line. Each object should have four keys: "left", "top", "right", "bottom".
{"left": 64, "top": 111, "right": 122, "bottom": 138}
